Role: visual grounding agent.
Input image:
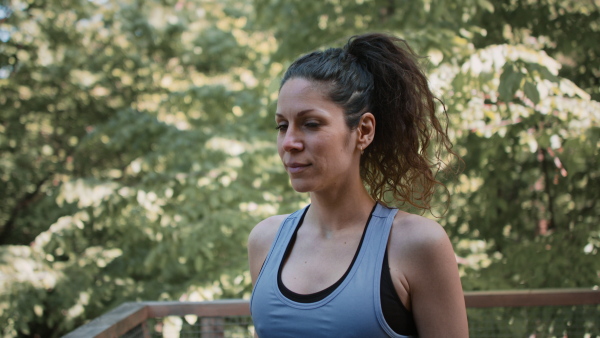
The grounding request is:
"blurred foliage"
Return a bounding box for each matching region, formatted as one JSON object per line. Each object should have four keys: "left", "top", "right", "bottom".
{"left": 0, "top": 0, "right": 598, "bottom": 336}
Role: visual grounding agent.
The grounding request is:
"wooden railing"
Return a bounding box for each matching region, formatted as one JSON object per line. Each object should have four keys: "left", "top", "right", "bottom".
{"left": 64, "top": 288, "right": 600, "bottom": 338}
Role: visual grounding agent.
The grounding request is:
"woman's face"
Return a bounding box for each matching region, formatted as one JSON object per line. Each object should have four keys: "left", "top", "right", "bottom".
{"left": 276, "top": 78, "right": 360, "bottom": 194}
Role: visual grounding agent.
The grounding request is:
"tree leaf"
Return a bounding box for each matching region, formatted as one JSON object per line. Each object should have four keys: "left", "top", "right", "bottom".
{"left": 524, "top": 81, "right": 540, "bottom": 105}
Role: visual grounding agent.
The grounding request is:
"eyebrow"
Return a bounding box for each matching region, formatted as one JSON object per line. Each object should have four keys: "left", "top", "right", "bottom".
{"left": 275, "top": 109, "right": 316, "bottom": 119}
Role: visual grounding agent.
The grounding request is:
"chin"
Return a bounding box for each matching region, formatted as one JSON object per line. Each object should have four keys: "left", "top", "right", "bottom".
{"left": 289, "top": 179, "right": 315, "bottom": 193}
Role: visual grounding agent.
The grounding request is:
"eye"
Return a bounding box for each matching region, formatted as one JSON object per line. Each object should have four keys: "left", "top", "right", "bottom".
{"left": 305, "top": 122, "right": 319, "bottom": 128}
{"left": 275, "top": 124, "right": 288, "bottom": 132}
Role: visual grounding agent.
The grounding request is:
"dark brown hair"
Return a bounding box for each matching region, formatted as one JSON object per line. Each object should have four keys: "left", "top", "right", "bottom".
{"left": 281, "top": 33, "right": 459, "bottom": 211}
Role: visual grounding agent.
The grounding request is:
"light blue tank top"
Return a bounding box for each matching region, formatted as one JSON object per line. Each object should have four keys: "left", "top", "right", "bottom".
{"left": 250, "top": 203, "right": 417, "bottom": 337}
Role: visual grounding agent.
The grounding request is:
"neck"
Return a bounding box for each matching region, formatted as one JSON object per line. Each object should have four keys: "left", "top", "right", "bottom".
{"left": 306, "top": 181, "right": 375, "bottom": 233}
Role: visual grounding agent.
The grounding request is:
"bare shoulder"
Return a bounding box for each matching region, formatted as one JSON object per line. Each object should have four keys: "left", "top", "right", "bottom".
{"left": 248, "top": 214, "right": 289, "bottom": 284}
{"left": 389, "top": 212, "right": 468, "bottom": 337}
{"left": 248, "top": 214, "right": 289, "bottom": 252}
{"left": 390, "top": 212, "right": 450, "bottom": 251}
{"left": 388, "top": 211, "right": 456, "bottom": 282}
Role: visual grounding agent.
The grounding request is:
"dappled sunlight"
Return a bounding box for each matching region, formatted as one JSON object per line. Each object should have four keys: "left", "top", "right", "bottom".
{"left": 455, "top": 238, "right": 500, "bottom": 276}
{"left": 57, "top": 179, "right": 119, "bottom": 209}
{"left": 206, "top": 137, "right": 247, "bottom": 157}
{"left": 0, "top": 245, "right": 59, "bottom": 289}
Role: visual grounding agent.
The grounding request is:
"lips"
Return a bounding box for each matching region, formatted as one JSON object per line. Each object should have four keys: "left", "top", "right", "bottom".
{"left": 286, "top": 162, "right": 311, "bottom": 174}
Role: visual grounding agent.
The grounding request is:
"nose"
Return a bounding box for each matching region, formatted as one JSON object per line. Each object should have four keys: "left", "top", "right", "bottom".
{"left": 280, "top": 127, "right": 304, "bottom": 152}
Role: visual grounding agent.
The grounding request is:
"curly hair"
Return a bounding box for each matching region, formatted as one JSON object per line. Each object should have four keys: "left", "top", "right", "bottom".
{"left": 280, "top": 33, "right": 460, "bottom": 211}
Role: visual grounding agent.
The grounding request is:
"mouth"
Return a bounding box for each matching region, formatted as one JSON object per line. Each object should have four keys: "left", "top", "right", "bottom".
{"left": 286, "top": 163, "right": 311, "bottom": 174}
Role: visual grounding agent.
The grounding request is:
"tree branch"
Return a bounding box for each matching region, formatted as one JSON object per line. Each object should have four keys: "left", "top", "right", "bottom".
{"left": 540, "top": 148, "right": 556, "bottom": 233}
{"left": 0, "top": 172, "right": 53, "bottom": 244}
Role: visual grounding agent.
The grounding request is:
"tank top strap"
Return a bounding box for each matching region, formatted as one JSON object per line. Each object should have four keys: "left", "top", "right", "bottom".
{"left": 362, "top": 203, "right": 407, "bottom": 337}
{"left": 362, "top": 203, "right": 398, "bottom": 260}
{"left": 253, "top": 206, "right": 308, "bottom": 290}
{"left": 357, "top": 203, "right": 397, "bottom": 279}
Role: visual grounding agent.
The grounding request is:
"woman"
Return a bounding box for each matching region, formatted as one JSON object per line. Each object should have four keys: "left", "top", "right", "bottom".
{"left": 248, "top": 33, "right": 468, "bottom": 337}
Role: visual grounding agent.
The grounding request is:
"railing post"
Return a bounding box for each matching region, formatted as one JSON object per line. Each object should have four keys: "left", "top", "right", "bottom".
{"left": 200, "top": 317, "right": 225, "bottom": 338}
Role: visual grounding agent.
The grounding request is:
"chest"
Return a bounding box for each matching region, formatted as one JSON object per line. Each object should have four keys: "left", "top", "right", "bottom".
{"left": 280, "top": 228, "right": 364, "bottom": 295}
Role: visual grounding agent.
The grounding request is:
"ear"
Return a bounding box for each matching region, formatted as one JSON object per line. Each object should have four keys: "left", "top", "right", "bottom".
{"left": 356, "top": 113, "right": 375, "bottom": 151}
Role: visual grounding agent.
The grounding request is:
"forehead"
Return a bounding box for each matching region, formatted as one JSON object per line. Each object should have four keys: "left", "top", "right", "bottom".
{"left": 276, "top": 78, "right": 336, "bottom": 116}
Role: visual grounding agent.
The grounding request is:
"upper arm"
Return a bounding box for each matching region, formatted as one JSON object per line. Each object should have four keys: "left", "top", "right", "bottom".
{"left": 248, "top": 215, "right": 287, "bottom": 286}
{"left": 391, "top": 215, "right": 468, "bottom": 338}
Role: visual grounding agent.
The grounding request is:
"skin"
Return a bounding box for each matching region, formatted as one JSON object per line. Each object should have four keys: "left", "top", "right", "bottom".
{"left": 248, "top": 78, "right": 468, "bottom": 337}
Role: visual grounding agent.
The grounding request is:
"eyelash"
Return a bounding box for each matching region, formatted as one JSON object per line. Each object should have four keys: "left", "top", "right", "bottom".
{"left": 274, "top": 122, "right": 319, "bottom": 131}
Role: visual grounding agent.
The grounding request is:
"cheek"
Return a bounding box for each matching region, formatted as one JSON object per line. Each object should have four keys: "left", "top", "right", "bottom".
{"left": 276, "top": 136, "right": 284, "bottom": 158}
{"left": 315, "top": 136, "right": 348, "bottom": 163}
{"left": 329, "top": 132, "right": 354, "bottom": 154}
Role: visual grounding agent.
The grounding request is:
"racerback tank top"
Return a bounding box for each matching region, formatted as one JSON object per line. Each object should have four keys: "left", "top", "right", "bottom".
{"left": 250, "top": 203, "right": 418, "bottom": 337}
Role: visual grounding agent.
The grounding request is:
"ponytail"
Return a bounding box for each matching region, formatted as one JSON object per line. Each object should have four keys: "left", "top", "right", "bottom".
{"left": 281, "top": 33, "right": 459, "bottom": 211}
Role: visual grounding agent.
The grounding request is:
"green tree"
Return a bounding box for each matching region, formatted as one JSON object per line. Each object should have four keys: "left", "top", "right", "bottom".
{"left": 1, "top": 0, "right": 303, "bottom": 336}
